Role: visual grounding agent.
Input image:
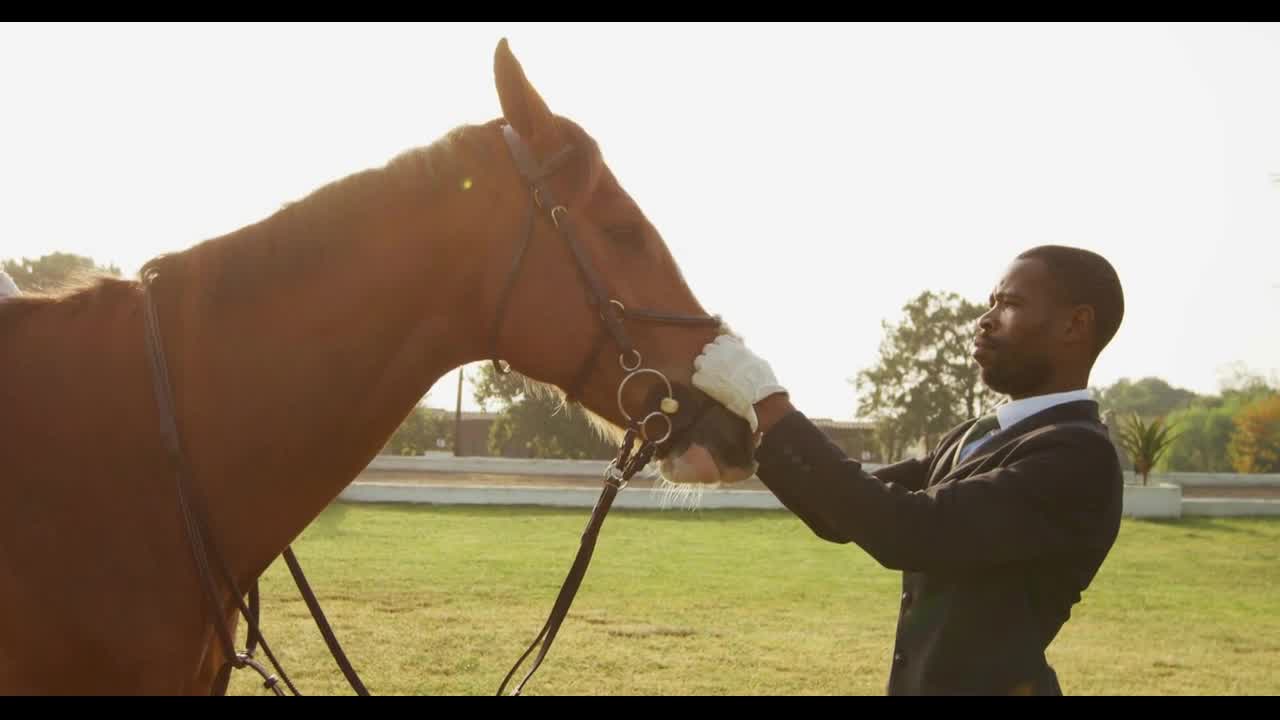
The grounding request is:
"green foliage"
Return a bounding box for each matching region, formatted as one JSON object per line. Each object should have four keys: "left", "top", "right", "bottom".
{"left": 1156, "top": 404, "right": 1239, "bottom": 473}
{"left": 473, "top": 363, "right": 615, "bottom": 460}
{"left": 1092, "top": 377, "right": 1200, "bottom": 420}
{"left": 2, "top": 252, "right": 121, "bottom": 292}
{"left": 1228, "top": 394, "right": 1280, "bottom": 474}
{"left": 381, "top": 403, "right": 454, "bottom": 455}
{"left": 1149, "top": 372, "right": 1277, "bottom": 473}
{"left": 1116, "top": 413, "right": 1180, "bottom": 485}
{"left": 853, "top": 290, "right": 1003, "bottom": 461}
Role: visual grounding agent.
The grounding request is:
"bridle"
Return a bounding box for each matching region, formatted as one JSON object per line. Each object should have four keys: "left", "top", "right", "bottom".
{"left": 138, "top": 120, "right": 721, "bottom": 697}
{"left": 489, "top": 123, "right": 722, "bottom": 695}
{"left": 489, "top": 123, "right": 722, "bottom": 430}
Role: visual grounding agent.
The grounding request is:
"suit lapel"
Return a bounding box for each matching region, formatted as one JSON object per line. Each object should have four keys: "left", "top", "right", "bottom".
{"left": 938, "top": 400, "right": 1103, "bottom": 483}
{"left": 927, "top": 421, "right": 975, "bottom": 487}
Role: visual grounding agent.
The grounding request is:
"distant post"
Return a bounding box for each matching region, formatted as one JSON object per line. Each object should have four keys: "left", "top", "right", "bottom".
{"left": 454, "top": 366, "right": 464, "bottom": 457}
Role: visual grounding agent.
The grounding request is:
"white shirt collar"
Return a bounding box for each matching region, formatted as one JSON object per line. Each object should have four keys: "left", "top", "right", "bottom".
{"left": 993, "top": 388, "right": 1094, "bottom": 431}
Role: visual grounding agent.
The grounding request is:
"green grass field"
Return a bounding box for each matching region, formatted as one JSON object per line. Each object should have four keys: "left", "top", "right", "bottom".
{"left": 227, "top": 501, "right": 1280, "bottom": 696}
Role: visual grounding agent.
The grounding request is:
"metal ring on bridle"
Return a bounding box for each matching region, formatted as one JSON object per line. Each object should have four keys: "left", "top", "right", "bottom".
{"left": 619, "top": 349, "right": 642, "bottom": 373}
{"left": 604, "top": 298, "right": 629, "bottom": 327}
{"left": 639, "top": 411, "right": 673, "bottom": 445}
{"left": 616, "top": 367, "right": 674, "bottom": 428}
{"left": 551, "top": 206, "right": 567, "bottom": 228}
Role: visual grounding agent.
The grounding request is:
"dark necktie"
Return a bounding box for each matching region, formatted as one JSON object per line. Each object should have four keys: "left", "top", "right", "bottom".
{"left": 953, "top": 413, "right": 1001, "bottom": 466}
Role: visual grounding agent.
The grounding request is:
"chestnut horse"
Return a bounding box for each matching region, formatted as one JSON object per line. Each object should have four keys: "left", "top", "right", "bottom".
{"left": 0, "top": 39, "right": 755, "bottom": 695}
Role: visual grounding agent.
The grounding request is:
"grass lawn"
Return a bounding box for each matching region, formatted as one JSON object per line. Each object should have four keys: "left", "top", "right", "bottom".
{"left": 228, "top": 502, "right": 1280, "bottom": 696}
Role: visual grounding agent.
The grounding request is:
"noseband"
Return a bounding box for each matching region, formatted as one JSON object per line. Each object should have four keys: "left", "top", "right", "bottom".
{"left": 489, "top": 124, "right": 721, "bottom": 695}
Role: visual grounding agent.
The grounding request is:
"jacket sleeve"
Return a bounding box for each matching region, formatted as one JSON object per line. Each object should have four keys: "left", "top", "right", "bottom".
{"left": 754, "top": 410, "right": 1121, "bottom": 574}
{"left": 868, "top": 458, "right": 931, "bottom": 492}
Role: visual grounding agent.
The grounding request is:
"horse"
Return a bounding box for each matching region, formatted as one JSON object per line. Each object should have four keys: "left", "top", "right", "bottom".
{"left": 0, "top": 38, "right": 756, "bottom": 695}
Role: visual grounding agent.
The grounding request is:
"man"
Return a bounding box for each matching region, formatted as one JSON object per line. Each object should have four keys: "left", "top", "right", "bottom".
{"left": 692, "top": 245, "right": 1125, "bottom": 695}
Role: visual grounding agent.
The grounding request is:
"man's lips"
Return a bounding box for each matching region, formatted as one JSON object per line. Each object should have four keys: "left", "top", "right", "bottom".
{"left": 973, "top": 337, "right": 999, "bottom": 362}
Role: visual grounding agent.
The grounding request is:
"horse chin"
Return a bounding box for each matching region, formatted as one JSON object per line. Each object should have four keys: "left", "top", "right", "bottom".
{"left": 658, "top": 443, "right": 755, "bottom": 487}
{"left": 654, "top": 392, "right": 758, "bottom": 490}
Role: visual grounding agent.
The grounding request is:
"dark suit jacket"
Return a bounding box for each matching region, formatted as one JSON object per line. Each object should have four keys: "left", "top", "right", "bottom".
{"left": 754, "top": 399, "right": 1123, "bottom": 696}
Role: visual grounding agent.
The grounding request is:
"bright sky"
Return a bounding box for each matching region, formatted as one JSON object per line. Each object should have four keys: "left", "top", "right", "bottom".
{"left": 2, "top": 22, "right": 1277, "bottom": 421}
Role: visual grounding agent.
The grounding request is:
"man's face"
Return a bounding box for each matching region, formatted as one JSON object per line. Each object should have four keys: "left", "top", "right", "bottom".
{"left": 972, "top": 258, "right": 1065, "bottom": 398}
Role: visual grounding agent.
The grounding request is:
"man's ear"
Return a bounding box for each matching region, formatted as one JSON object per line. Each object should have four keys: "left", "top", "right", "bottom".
{"left": 1064, "top": 304, "right": 1096, "bottom": 349}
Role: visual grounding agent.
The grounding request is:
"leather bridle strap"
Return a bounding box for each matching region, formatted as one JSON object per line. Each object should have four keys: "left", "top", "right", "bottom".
{"left": 489, "top": 124, "right": 720, "bottom": 400}
{"left": 496, "top": 429, "right": 654, "bottom": 696}
{"left": 498, "top": 123, "right": 634, "bottom": 353}
{"left": 142, "top": 279, "right": 297, "bottom": 695}
{"left": 282, "top": 548, "right": 370, "bottom": 695}
{"left": 487, "top": 180, "right": 539, "bottom": 375}
{"left": 142, "top": 276, "right": 369, "bottom": 696}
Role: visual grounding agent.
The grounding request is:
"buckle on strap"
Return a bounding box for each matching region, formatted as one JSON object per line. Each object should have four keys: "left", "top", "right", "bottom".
{"left": 235, "top": 651, "right": 286, "bottom": 696}
{"left": 604, "top": 460, "right": 629, "bottom": 491}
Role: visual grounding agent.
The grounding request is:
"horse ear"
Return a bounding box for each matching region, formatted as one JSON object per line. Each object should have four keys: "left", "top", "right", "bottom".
{"left": 494, "top": 38, "right": 556, "bottom": 141}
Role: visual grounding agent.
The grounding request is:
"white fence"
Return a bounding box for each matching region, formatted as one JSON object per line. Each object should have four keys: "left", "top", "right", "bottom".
{"left": 1136, "top": 471, "right": 1280, "bottom": 488}
{"left": 347, "top": 455, "right": 1280, "bottom": 519}
{"left": 367, "top": 453, "right": 1280, "bottom": 487}
{"left": 342, "top": 482, "right": 787, "bottom": 511}
{"left": 366, "top": 454, "right": 637, "bottom": 477}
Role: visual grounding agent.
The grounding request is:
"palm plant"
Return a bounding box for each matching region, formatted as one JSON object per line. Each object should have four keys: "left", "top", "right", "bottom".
{"left": 1116, "top": 413, "right": 1181, "bottom": 486}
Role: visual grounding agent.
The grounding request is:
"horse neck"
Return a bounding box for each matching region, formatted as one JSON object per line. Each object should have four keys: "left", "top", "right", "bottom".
{"left": 162, "top": 168, "right": 500, "bottom": 583}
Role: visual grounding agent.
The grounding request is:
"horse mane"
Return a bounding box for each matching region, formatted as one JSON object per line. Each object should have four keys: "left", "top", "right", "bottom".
{"left": 0, "top": 273, "right": 140, "bottom": 331}
{"left": 136, "top": 122, "right": 500, "bottom": 306}
{"left": 2, "top": 122, "right": 502, "bottom": 331}
{"left": 507, "top": 371, "right": 628, "bottom": 447}
{"left": 512, "top": 370, "right": 709, "bottom": 506}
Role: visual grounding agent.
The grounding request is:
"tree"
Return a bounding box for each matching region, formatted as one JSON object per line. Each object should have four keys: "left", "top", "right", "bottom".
{"left": 1116, "top": 413, "right": 1180, "bottom": 486}
{"left": 381, "top": 396, "right": 454, "bottom": 455}
{"left": 853, "top": 290, "right": 1004, "bottom": 460}
{"left": 1216, "top": 363, "right": 1279, "bottom": 402}
{"left": 871, "top": 415, "right": 909, "bottom": 467}
{"left": 1155, "top": 372, "right": 1276, "bottom": 473}
{"left": 2, "top": 252, "right": 121, "bottom": 293}
{"left": 1157, "top": 404, "right": 1239, "bottom": 473}
{"left": 1227, "top": 395, "right": 1280, "bottom": 474}
{"left": 1092, "top": 377, "right": 1201, "bottom": 421}
{"left": 472, "top": 363, "right": 616, "bottom": 460}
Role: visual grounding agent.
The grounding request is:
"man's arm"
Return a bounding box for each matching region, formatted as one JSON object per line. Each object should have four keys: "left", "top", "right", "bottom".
{"left": 868, "top": 459, "right": 931, "bottom": 492}
{"left": 753, "top": 399, "right": 1121, "bottom": 574}
{"left": 756, "top": 394, "right": 932, "bottom": 492}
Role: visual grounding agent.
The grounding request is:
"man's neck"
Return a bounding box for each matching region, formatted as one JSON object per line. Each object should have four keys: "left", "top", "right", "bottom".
{"left": 1008, "top": 368, "right": 1090, "bottom": 401}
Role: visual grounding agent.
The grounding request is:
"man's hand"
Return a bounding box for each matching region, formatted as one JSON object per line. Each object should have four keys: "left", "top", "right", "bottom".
{"left": 692, "top": 334, "right": 788, "bottom": 434}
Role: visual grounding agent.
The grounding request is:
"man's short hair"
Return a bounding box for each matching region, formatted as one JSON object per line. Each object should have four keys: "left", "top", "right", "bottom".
{"left": 1017, "top": 245, "right": 1124, "bottom": 356}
